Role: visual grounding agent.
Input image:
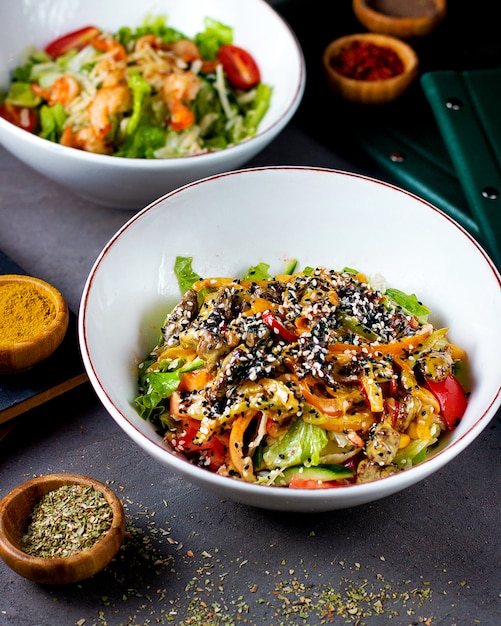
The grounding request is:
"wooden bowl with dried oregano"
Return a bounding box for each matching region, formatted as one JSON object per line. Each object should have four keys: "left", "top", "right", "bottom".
{"left": 0, "top": 473, "right": 125, "bottom": 584}
{"left": 0, "top": 274, "right": 69, "bottom": 374}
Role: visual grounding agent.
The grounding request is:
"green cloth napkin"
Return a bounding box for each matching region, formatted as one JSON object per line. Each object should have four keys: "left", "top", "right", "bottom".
{"left": 421, "top": 68, "right": 501, "bottom": 269}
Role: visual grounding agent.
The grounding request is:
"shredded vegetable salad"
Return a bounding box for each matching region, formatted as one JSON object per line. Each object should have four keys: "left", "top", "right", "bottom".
{"left": 0, "top": 17, "right": 272, "bottom": 158}
{"left": 136, "top": 257, "right": 468, "bottom": 488}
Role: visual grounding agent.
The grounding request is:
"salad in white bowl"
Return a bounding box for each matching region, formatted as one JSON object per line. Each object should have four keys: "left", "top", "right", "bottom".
{"left": 79, "top": 167, "right": 501, "bottom": 511}
{"left": 1, "top": 16, "right": 271, "bottom": 158}
{"left": 0, "top": 0, "right": 305, "bottom": 208}
{"left": 135, "top": 256, "right": 468, "bottom": 488}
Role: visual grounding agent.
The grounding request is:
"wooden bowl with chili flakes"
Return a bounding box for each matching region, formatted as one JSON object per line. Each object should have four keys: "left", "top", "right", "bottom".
{"left": 322, "top": 33, "right": 418, "bottom": 105}
{"left": 352, "top": 0, "right": 447, "bottom": 40}
{"left": 0, "top": 473, "right": 126, "bottom": 585}
{"left": 0, "top": 274, "right": 69, "bottom": 374}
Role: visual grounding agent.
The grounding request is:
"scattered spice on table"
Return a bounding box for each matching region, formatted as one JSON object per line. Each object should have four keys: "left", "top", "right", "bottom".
{"left": 331, "top": 40, "right": 404, "bottom": 80}
{"left": 21, "top": 484, "right": 112, "bottom": 558}
{"left": 73, "top": 497, "right": 447, "bottom": 625}
{"left": 0, "top": 281, "right": 56, "bottom": 345}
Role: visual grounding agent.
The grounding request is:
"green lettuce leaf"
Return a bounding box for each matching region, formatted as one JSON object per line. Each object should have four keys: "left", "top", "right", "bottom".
{"left": 242, "top": 262, "right": 272, "bottom": 281}
{"left": 174, "top": 256, "right": 201, "bottom": 294}
{"left": 39, "top": 103, "right": 66, "bottom": 142}
{"left": 393, "top": 438, "right": 434, "bottom": 470}
{"left": 127, "top": 71, "right": 152, "bottom": 136}
{"left": 385, "top": 287, "right": 430, "bottom": 323}
{"left": 135, "top": 370, "right": 183, "bottom": 421}
{"left": 5, "top": 82, "right": 41, "bottom": 107}
{"left": 262, "top": 417, "right": 329, "bottom": 469}
{"left": 136, "top": 357, "right": 203, "bottom": 422}
{"left": 243, "top": 83, "right": 272, "bottom": 136}
{"left": 115, "top": 117, "right": 166, "bottom": 158}
{"left": 117, "top": 15, "right": 186, "bottom": 47}
{"left": 194, "top": 18, "right": 233, "bottom": 60}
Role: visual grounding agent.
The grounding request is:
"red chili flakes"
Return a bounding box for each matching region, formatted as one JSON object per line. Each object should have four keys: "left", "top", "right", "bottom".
{"left": 331, "top": 40, "right": 404, "bottom": 81}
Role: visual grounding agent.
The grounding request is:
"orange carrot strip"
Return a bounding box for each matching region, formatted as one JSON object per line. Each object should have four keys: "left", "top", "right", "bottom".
{"left": 327, "top": 327, "right": 433, "bottom": 358}
{"left": 179, "top": 368, "right": 212, "bottom": 392}
{"left": 229, "top": 410, "right": 258, "bottom": 481}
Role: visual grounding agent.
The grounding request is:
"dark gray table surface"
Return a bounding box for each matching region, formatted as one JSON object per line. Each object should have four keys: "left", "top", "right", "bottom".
{"left": 1, "top": 3, "right": 500, "bottom": 624}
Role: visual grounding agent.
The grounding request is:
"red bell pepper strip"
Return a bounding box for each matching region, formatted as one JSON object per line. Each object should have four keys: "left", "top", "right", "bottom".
{"left": 384, "top": 397, "right": 400, "bottom": 428}
{"left": 424, "top": 374, "right": 467, "bottom": 429}
{"left": 261, "top": 310, "right": 298, "bottom": 342}
{"left": 45, "top": 26, "right": 101, "bottom": 58}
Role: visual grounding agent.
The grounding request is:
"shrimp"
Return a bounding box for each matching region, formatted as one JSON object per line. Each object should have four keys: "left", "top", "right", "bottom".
{"left": 87, "top": 84, "right": 132, "bottom": 136}
{"left": 131, "top": 35, "right": 179, "bottom": 89}
{"left": 31, "top": 75, "right": 80, "bottom": 107}
{"left": 166, "top": 39, "right": 201, "bottom": 63}
{"left": 135, "top": 34, "right": 164, "bottom": 51}
{"left": 91, "top": 34, "right": 127, "bottom": 59}
{"left": 135, "top": 36, "right": 200, "bottom": 63}
{"left": 60, "top": 125, "right": 111, "bottom": 154}
{"left": 162, "top": 71, "right": 201, "bottom": 131}
{"left": 91, "top": 35, "right": 128, "bottom": 87}
{"left": 166, "top": 38, "right": 219, "bottom": 75}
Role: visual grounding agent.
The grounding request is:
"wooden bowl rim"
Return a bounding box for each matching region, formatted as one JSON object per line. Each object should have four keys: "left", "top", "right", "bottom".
{"left": 0, "top": 473, "right": 125, "bottom": 583}
{"left": 352, "top": 0, "right": 447, "bottom": 35}
{"left": 322, "top": 32, "right": 419, "bottom": 86}
{"left": 0, "top": 274, "right": 69, "bottom": 373}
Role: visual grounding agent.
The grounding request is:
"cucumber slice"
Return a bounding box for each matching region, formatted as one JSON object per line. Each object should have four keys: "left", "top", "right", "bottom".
{"left": 274, "top": 464, "right": 354, "bottom": 486}
{"left": 282, "top": 258, "right": 298, "bottom": 275}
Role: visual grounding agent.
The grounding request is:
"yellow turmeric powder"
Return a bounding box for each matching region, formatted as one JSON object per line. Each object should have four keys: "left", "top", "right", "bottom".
{"left": 0, "top": 282, "right": 56, "bottom": 345}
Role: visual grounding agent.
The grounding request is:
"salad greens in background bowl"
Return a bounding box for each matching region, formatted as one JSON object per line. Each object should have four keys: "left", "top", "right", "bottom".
{"left": 79, "top": 166, "right": 501, "bottom": 512}
{"left": 0, "top": 0, "right": 305, "bottom": 209}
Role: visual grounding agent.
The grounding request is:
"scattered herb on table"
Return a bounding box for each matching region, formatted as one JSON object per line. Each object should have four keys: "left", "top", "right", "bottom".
{"left": 22, "top": 484, "right": 113, "bottom": 558}
{"left": 63, "top": 496, "right": 468, "bottom": 625}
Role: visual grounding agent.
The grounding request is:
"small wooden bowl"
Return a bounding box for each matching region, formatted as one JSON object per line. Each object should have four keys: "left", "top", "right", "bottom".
{"left": 0, "top": 474, "right": 125, "bottom": 585}
{"left": 352, "top": 0, "right": 447, "bottom": 39}
{"left": 322, "top": 33, "right": 419, "bottom": 105}
{"left": 0, "top": 274, "right": 69, "bottom": 374}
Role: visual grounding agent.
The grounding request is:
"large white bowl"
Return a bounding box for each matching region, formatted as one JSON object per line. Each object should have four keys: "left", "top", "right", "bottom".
{"left": 0, "top": 0, "right": 304, "bottom": 209}
{"left": 79, "top": 167, "right": 501, "bottom": 512}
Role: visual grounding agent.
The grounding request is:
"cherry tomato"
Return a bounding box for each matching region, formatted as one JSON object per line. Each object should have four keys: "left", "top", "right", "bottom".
{"left": 218, "top": 44, "right": 261, "bottom": 90}
{"left": 425, "top": 374, "right": 467, "bottom": 429}
{"left": 0, "top": 103, "right": 37, "bottom": 132}
{"left": 45, "top": 26, "right": 101, "bottom": 58}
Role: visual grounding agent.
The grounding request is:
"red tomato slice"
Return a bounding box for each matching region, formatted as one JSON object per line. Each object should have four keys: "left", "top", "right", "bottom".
{"left": 170, "top": 417, "right": 227, "bottom": 471}
{"left": 218, "top": 44, "right": 261, "bottom": 90}
{"left": 425, "top": 374, "right": 467, "bottom": 429}
{"left": 288, "top": 477, "right": 349, "bottom": 489}
{"left": 0, "top": 103, "right": 37, "bottom": 132}
{"left": 45, "top": 26, "right": 101, "bottom": 58}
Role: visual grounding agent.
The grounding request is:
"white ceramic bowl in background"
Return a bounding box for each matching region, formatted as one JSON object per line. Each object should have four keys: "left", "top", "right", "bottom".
{"left": 0, "top": 0, "right": 305, "bottom": 209}
{"left": 79, "top": 167, "right": 501, "bottom": 512}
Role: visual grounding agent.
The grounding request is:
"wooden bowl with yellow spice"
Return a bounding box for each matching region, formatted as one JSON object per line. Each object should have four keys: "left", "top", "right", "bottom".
{"left": 0, "top": 274, "right": 69, "bottom": 374}
{"left": 0, "top": 473, "right": 126, "bottom": 584}
{"left": 322, "top": 32, "right": 419, "bottom": 105}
